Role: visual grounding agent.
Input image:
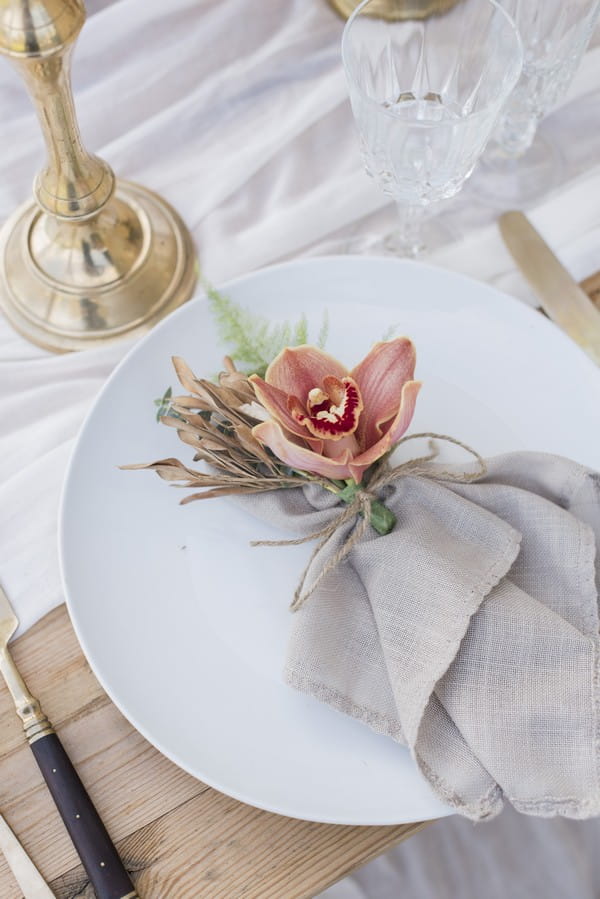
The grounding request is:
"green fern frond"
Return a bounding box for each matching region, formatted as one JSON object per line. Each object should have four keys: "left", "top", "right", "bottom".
{"left": 316, "top": 310, "right": 329, "bottom": 349}
{"left": 292, "top": 314, "right": 309, "bottom": 346}
{"left": 204, "top": 280, "right": 328, "bottom": 376}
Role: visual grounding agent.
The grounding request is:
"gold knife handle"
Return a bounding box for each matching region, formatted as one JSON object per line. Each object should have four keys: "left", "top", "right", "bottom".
{"left": 499, "top": 211, "right": 600, "bottom": 367}
{"left": 0, "top": 648, "right": 54, "bottom": 742}
{"left": 581, "top": 270, "right": 600, "bottom": 308}
{"left": 16, "top": 696, "right": 55, "bottom": 744}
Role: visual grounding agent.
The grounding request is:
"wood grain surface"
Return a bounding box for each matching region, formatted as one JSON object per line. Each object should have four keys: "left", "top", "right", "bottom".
{"left": 0, "top": 606, "right": 428, "bottom": 898}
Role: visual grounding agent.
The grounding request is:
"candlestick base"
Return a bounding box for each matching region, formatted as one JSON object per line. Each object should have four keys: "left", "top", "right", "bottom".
{"left": 0, "top": 179, "right": 197, "bottom": 353}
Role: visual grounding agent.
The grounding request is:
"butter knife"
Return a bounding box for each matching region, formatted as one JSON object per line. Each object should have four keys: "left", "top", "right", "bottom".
{"left": 0, "top": 584, "right": 139, "bottom": 899}
{"left": 0, "top": 812, "right": 55, "bottom": 898}
{"left": 499, "top": 211, "right": 600, "bottom": 366}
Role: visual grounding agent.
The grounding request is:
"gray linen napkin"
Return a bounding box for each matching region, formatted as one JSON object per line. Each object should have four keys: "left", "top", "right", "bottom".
{"left": 239, "top": 452, "right": 600, "bottom": 820}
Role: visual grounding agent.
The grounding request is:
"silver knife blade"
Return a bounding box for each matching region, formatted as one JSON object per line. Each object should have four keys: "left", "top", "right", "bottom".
{"left": 499, "top": 211, "right": 600, "bottom": 366}
{"left": 0, "top": 813, "right": 55, "bottom": 898}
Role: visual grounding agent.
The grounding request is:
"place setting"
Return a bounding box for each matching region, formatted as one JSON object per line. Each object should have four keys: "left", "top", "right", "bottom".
{"left": 0, "top": 0, "right": 600, "bottom": 897}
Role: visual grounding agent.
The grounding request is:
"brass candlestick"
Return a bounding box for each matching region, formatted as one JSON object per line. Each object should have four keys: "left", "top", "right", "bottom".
{"left": 0, "top": 0, "right": 197, "bottom": 353}
{"left": 328, "top": 0, "right": 461, "bottom": 19}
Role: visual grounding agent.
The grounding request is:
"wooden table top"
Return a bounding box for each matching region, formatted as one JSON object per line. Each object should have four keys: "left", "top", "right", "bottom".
{"left": 0, "top": 605, "right": 427, "bottom": 898}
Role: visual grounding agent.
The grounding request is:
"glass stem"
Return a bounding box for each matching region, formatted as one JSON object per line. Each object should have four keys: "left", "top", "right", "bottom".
{"left": 389, "top": 203, "right": 432, "bottom": 258}
{"left": 488, "top": 111, "right": 541, "bottom": 161}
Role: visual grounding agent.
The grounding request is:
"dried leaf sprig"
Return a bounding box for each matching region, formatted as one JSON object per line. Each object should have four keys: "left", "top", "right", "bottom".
{"left": 123, "top": 356, "right": 334, "bottom": 503}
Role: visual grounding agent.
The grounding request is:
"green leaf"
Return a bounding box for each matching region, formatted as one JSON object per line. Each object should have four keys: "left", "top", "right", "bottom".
{"left": 338, "top": 482, "right": 359, "bottom": 504}
{"left": 154, "top": 386, "right": 184, "bottom": 423}
{"left": 337, "top": 481, "right": 396, "bottom": 535}
{"left": 368, "top": 500, "right": 396, "bottom": 535}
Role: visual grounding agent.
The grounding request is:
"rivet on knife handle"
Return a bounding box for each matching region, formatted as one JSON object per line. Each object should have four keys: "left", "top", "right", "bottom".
{"left": 499, "top": 210, "right": 600, "bottom": 367}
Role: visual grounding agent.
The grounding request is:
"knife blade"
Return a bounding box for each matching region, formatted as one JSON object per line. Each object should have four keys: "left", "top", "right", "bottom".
{"left": 499, "top": 211, "right": 600, "bottom": 366}
{"left": 0, "top": 584, "right": 139, "bottom": 899}
{"left": 0, "top": 812, "right": 55, "bottom": 898}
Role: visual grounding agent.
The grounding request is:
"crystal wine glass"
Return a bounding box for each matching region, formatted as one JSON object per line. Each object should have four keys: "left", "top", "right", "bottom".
{"left": 341, "top": 0, "right": 523, "bottom": 256}
{"left": 478, "top": 0, "right": 600, "bottom": 204}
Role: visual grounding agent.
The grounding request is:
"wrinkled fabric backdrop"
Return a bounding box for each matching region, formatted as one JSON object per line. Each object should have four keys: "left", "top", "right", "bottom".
{"left": 1, "top": 1, "right": 599, "bottom": 896}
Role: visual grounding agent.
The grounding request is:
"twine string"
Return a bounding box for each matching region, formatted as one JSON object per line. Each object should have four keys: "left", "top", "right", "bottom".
{"left": 251, "top": 433, "right": 487, "bottom": 611}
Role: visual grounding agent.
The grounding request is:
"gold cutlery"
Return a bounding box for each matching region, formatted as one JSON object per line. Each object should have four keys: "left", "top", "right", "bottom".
{"left": 581, "top": 270, "right": 600, "bottom": 307}
{"left": 499, "top": 211, "right": 600, "bottom": 366}
{"left": 0, "top": 584, "right": 139, "bottom": 899}
{"left": 0, "top": 812, "right": 55, "bottom": 898}
{"left": 328, "top": 0, "right": 461, "bottom": 19}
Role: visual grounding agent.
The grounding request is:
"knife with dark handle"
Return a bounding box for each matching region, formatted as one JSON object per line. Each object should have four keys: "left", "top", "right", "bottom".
{"left": 499, "top": 211, "right": 600, "bottom": 366}
{"left": 0, "top": 585, "right": 139, "bottom": 899}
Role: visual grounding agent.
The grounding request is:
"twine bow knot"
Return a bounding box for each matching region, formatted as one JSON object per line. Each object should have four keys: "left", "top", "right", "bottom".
{"left": 252, "top": 433, "right": 487, "bottom": 611}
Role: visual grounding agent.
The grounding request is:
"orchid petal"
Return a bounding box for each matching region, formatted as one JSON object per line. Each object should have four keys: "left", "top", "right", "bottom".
{"left": 265, "top": 346, "right": 348, "bottom": 402}
{"left": 249, "top": 375, "right": 308, "bottom": 438}
{"left": 385, "top": 380, "right": 422, "bottom": 443}
{"left": 322, "top": 432, "right": 360, "bottom": 460}
{"left": 252, "top": 420, "right": 353, "bottom": 480}
{"left": 248, "top": 376, "right": 323, "bottom": 453}
{"left": 351, "top": 338, "right": 416, "bottom": 448}
{"left": 348, "top": 380, "right": 421, "bottom": 482}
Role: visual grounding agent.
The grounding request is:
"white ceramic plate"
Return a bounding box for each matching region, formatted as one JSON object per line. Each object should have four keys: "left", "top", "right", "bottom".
{"left": 59, "top": 256, "right": 600, "bottom": 825}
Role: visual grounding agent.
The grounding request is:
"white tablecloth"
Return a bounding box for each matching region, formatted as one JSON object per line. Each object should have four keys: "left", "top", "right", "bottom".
{"left": 0, "top": 2, "right": 599, "bottom": 896}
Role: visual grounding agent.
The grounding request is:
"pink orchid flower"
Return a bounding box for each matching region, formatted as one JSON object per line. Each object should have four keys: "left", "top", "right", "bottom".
{"left": 249, "top": 339, "right": 421, "bottom": 484}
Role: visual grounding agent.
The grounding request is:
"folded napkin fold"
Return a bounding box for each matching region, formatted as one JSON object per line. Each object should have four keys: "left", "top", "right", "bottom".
{"left": 241, "top": 452, "right": 600, "bottom": 820}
